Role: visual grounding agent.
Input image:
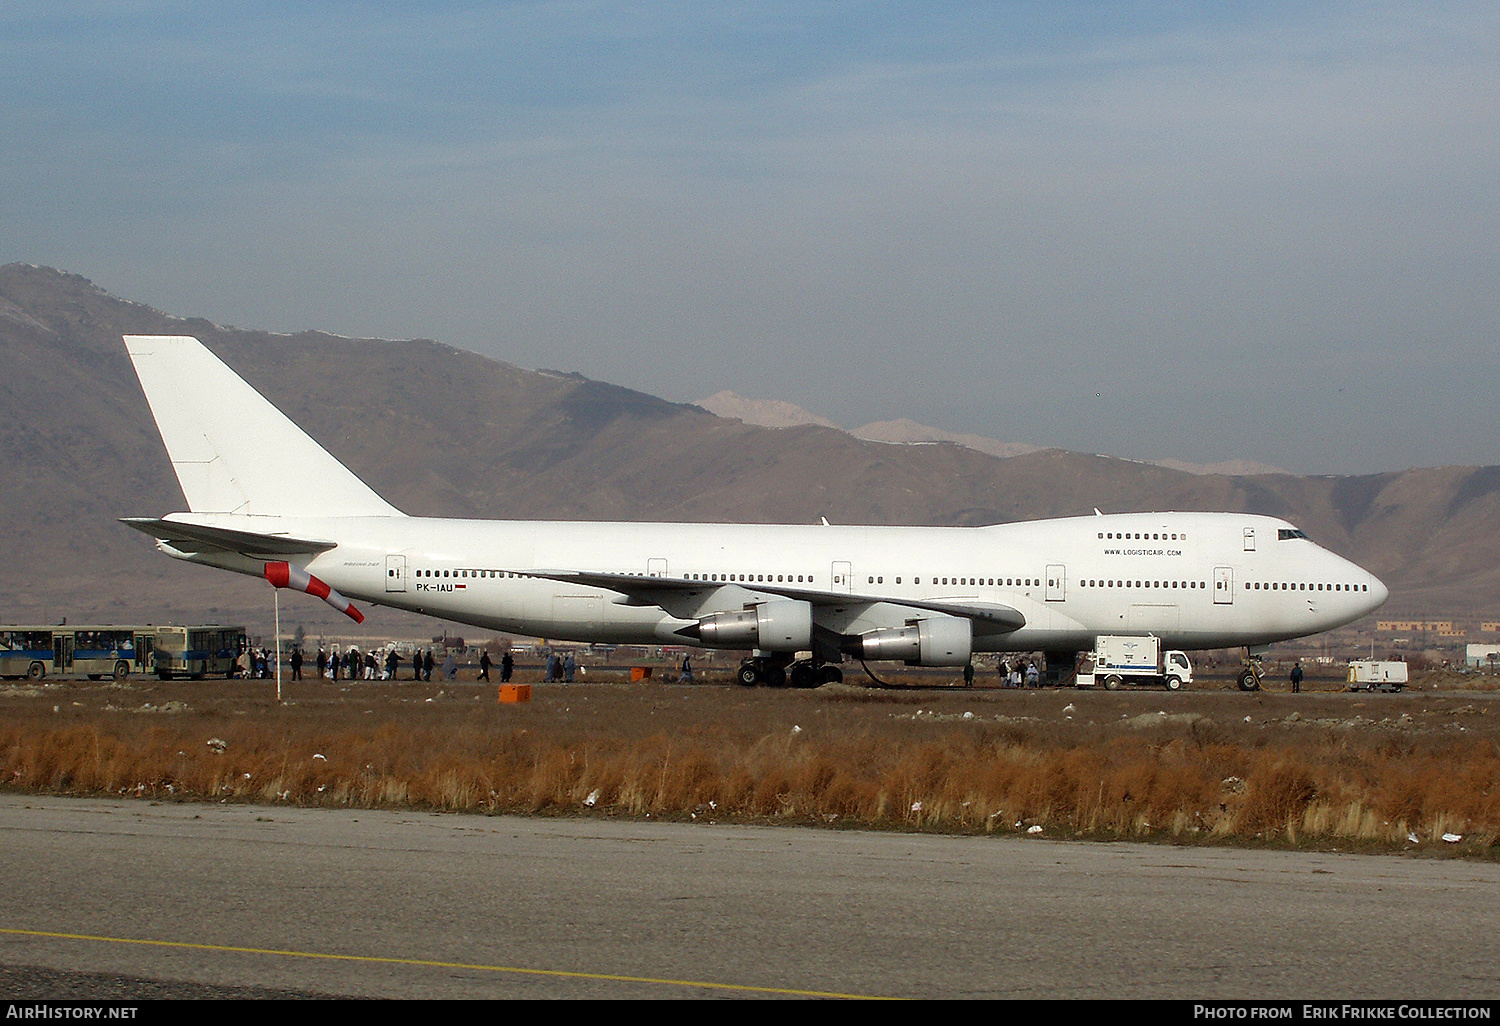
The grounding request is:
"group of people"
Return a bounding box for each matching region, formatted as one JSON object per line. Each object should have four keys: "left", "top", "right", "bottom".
{"left": 476, "top": 650, "right": 515, "bottom": 682}
{"left": 251, "top": 644, "right": 461, "bottom": 682}
{"left": 541, "top": 652, "right": 577, "bottom": 682}
{"left": 229, "top": 648, "right": 279, "bottom": 679}
{"left": 997, "top": 658, "right": 1042, "bottom": 688}
{"left": 235, "top": 642, "right": 572, "bottom": 684}
{"left": 311, "top": 644, "right": 417, "bottom": 681}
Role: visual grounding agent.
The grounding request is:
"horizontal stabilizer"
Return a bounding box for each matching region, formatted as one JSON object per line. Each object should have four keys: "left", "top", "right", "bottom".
{"left": 120, "top": 517, "right": 338, "bottom": 556}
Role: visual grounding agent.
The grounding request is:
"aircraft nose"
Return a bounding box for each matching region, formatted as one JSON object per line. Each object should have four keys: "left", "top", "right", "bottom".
{"left": 1368, "top": 574, "right": 1389, "bottom": 611}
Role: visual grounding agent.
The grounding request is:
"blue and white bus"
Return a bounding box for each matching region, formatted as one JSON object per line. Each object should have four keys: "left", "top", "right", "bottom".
{"left": 151, "top": 625, "right": 247, "bottom": 679}
{"left": 0, "top": 625, "right": 157, "bottom": 680}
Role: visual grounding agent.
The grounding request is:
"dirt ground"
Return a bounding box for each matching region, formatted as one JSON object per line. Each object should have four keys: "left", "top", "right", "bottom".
{"left": 4, "top": 663, "right": 1496, "bottom": 748}
{"left": 5, "top": 664, "right": 1498, "bottom": 857}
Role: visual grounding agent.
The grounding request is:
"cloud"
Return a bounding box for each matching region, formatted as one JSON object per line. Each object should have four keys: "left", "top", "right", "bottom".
{"left": 2, "top": 2, "right": 1496, "bottom": 473}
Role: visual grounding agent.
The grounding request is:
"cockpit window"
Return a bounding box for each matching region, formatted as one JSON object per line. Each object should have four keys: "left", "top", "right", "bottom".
{"left": 1278, "top": 529, "right": 1310, "bottom": 541}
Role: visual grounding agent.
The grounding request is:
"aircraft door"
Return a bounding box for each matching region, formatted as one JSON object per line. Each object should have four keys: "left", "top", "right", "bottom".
{"left": 1046, "top": 564, "right": 1066, "bottom": 602}
{"left": 831, "top": 561, "right": 853, "bottom": 593}
{"left": 647, "top": 558, "right": 668, "bottom": 578}
{"left": 385, "top": 555, "right": 407, "bottom": 593}
{"left": 1214, "top": 566, "right": 1234, "bottom": 605}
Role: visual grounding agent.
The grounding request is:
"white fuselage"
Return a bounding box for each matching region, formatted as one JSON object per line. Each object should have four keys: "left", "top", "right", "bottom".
{"left": 167, "top": 509, "right": 1387, "bottom": 653}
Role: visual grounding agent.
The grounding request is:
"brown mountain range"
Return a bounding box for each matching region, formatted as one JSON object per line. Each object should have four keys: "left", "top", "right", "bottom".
{"left": 0, "top": 263, "right": 1493, "bottom": 637}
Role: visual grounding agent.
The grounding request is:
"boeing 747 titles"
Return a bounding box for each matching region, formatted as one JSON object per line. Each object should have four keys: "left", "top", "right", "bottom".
{"left": 122, "top": 335, "right": 1388, "bottom": 689}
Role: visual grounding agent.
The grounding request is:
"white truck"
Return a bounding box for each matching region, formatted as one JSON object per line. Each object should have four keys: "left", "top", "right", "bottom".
{"left": 1347, "top": 660, "right": 1407, "bottom": 692}
{"left": 1078, "top": 635, "right": 1193, "bottom": 691}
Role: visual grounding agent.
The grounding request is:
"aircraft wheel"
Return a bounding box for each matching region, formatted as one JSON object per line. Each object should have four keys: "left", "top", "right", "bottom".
{"left": 789, "top": 663, "right": 818, "bottom": 689}
{"left": 1237, "top": 669, "right": 1260, "bottom": 692}
{"left": 818, "top": 665, "right": 844, "bottom": 686}
{"left": 26, "top": 662, "right": 44, "bottom": 680}
{"left": 1103, "top": 674, "right": 1122, "bottom": 691}
{"left": 736, "top": 663, "right": 760, "bottom": 687}
{"left": 113, "top": 661, "right": 130, "bottom": 682}
{"left": 764, "top": 666, "right": 786, "bottom": 688}
{"left": 1165, "top": 675, "right": 1182, "bottom": 691}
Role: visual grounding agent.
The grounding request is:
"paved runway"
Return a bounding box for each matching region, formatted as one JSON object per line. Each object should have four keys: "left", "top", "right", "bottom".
{"left": 1, "top": 795, "right": 1498, "bottom": 1000}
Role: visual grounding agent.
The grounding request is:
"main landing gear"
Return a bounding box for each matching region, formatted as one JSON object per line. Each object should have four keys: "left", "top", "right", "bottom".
{"left": 736, "top": 656, "right": 843, "bottom": 689}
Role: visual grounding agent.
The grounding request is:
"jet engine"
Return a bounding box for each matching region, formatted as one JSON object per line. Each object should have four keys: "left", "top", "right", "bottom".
{"left": 696, "top": 599, "right": 813, "bottom": 652}
{"left": 853, "top": 616, "right": 972, "bottom": 666}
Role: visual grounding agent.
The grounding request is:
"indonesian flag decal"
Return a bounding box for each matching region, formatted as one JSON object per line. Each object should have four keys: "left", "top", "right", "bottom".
{"left": 263, "top": 561, "right": 365, "bottom": 624}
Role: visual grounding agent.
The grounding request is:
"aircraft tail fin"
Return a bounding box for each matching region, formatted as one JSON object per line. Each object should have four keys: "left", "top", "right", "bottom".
{"left": 124, "top": 335, "right": 404, "bottom": 518}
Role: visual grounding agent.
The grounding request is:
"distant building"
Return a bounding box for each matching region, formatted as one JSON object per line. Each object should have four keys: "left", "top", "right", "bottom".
{"left": 1378, "top": 620, "right": 1463, "bottom": 636}
{"left": 1467, "top": 645, "right": 1500, "bottom": 670}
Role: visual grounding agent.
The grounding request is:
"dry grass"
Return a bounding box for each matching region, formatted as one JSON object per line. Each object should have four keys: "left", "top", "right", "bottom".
{"left": 3, "top": 668, "right": 1499, "bottom": 856}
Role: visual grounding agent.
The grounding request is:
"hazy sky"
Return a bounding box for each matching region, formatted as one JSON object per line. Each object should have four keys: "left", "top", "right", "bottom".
{"left": 4, "top": 2, "right": 1496, "bottom": 475}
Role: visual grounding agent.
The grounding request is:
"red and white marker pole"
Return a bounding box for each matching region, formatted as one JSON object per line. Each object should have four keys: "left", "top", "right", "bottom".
{"left": 263, "top": 561, "right": 365, "bottom": 624}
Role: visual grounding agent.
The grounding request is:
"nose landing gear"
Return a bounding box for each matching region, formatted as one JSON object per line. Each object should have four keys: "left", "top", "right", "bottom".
{"left": 1238, "top": 648, "right": 1265, "bottom": 691}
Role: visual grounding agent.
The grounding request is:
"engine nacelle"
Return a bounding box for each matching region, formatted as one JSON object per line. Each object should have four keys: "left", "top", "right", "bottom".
{"left": 697, "top": 599, "right": 812, "bottom": 652}
{"left": 854, "top": 616, "right": 972, "bottom": 666}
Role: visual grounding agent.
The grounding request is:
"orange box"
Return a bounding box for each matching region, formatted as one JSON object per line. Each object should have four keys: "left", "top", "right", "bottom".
{"left": 498, "top": 684, "right": 532, "bottom": 703}
{"left": 629, "top": 666, "right": 653, "bottom": 682}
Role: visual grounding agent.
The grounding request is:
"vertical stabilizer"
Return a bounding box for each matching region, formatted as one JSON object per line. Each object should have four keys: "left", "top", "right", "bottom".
{"left": 124, "top": 335, "right": 405, "bottom": 517}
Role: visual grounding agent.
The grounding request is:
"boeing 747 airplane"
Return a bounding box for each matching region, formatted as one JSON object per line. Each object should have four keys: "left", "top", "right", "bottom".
{"left": 121, "top": 335, "right": 1388, "bottom": 689}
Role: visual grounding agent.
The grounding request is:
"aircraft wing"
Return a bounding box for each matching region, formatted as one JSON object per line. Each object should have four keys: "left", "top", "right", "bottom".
{"left": 527, "top": 569, "right": 1026, "bottom": 634}
{"left": 120, "top": 517, "right": 339, "bottom": 556}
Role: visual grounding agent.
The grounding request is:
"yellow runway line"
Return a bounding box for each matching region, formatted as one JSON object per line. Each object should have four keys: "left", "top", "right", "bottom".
{"left": 0, "top": 927, "right": 894, "bottom": 1000}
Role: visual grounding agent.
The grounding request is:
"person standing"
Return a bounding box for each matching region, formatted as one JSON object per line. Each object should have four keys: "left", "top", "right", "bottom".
{"left": 500, "top": 652, "right": 513, "bottom": 683}
{"left": 1290, "top": 660, "right": 1304, "bottom": 693}
{"left": 422, "top": 649, "right": 434, "bottom": 682}
{"left": 290, "top": 647, "right": 303, "bottom": 681}
{"left": 479, "top": 650, "right": 492, "bottom": 681}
